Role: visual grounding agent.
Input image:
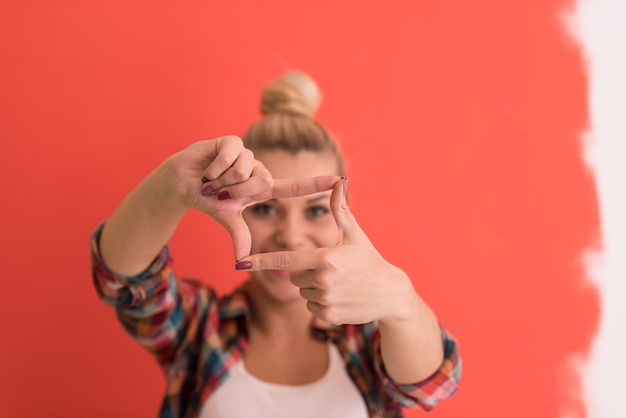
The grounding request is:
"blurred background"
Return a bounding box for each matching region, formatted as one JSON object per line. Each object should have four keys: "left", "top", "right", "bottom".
{"left": 1, "top": 1, "right": 623, "bottom": 417}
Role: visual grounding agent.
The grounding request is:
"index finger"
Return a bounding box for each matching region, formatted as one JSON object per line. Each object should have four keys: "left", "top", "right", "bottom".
{"left": 271, "top": 176, "right": 342, "bottom": 199}
{"left": 236, "top": 249, "right": 322, "bottom": 272}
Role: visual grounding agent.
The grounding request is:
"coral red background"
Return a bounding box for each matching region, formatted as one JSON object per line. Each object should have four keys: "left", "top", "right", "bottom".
{"left": 0, "top": 1, "right": 600, "bottom": 417}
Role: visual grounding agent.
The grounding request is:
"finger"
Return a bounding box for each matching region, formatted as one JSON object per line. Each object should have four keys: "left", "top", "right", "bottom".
{"left": 305, "top": 301, "right": 335, "bottom": 324}
{"left": 330, "top": 177, "right": 359, "bottom": 243}
{"left": 271, "top": 176, "right": 342, "bottom": 199}
{"left": 238, "top": 249, "right": 322, "bottom": 271}
{"left": 289, "top": 270, "right": 317, "bottom": 289}
{"left": 306, "top": 301, "right": 322, "bottom": 315}
{"left": 202, "top": 136, "right": 244, "bottom": 181}
{"left": 214, "top": 161, "right": 274, "bottom": 202}
{"left": 203, "top": 148, "right": 256, "bottom": 193}
{"left": 223, "top": 214, "right": 252, "bottom": 261}
{"left": 299, "top": 287, "right": 322, "bottom": 304}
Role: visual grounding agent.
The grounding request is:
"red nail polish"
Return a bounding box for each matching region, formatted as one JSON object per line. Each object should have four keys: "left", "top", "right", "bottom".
{"left": 217, "top": 191, "right": 231, "bottom": 200}
{"left": 235, "top": 261, "right": 252, "bottom": 270}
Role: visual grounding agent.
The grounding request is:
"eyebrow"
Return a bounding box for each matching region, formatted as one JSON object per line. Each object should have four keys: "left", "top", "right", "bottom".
{"left": 306, "top": 195, "right": 330, "bottom": 204}
{"left": 264, "top": 194, "right": 330, "bottom": 205}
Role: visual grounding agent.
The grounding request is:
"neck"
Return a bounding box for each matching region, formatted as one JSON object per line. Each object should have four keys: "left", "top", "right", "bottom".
{"left": 246, "top": 281, "right": 314, "bottom": 338}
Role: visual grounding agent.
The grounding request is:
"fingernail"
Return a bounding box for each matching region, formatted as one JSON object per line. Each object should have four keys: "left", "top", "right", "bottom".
{"left": 341, "top": 177, "right": 349, "bottom": 198}
{"left": 217, "top": 191, "right": 231, "bottom": 200}
{"left": 201, "top": 184, "right": 216, "bottom": 196}
{"left": 235, "top": 261, "right": 252, "bottom": 270}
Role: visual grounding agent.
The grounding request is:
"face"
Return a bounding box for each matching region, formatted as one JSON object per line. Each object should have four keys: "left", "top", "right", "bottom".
{"left": 243, "top": 150, "right": 341, "bottom": 303}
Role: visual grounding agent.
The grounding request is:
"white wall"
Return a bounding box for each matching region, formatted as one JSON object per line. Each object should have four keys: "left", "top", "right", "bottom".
{"left": 576, "top": 1, "right": 626, "bottom": 417}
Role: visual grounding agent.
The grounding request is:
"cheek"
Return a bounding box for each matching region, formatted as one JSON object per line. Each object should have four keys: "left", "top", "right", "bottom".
{"left": 245, "top": 220, "right": 271, "bottom": 253}
{"left": 315, "top": 219, "right": 341, "bottom": 247}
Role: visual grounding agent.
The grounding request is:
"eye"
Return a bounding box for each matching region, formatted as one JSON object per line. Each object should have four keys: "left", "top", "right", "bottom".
{"left": 251, "top": 203, "right": 277, "bottom": 217}
{"left": 306, "top": 205, "right": 330, "bottom": 219}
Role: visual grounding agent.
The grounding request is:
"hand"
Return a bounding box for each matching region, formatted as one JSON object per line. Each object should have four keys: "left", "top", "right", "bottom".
{"left": 237, "top": 178, "right": 418, "bottom": 325}
{"left": 167, "top": 136, "right": 341, "bottom": 260}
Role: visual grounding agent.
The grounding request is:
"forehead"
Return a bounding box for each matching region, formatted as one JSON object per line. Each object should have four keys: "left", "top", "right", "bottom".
{"left": 255, "top": 150, "right": 338, "bottom": 179}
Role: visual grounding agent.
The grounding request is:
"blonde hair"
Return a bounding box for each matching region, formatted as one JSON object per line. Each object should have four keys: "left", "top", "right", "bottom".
{"left": 243, "top": 71, "right": 345, "bottom": 175}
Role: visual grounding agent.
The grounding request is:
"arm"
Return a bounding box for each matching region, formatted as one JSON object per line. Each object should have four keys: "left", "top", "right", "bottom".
{"left": 93, "top": 136, "right": 272, "bottom": 368}
{"left": 99, "top": 136, "right": 270, "bottom": 276}
{"left": 92, "top": 224, "right": 211, "bottom": 369}
{"left": 370, "top": 322, "right": 461, "bottom": 410}
{"left": 99, "top": 161, "right": 189, "bottom": 276}
{"left": 377, "top": 279, "right": 446, "bottom": 384}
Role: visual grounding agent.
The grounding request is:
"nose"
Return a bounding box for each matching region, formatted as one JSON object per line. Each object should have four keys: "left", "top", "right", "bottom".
{"left": 274, "top": 213, "right": 309, "bottom": 250}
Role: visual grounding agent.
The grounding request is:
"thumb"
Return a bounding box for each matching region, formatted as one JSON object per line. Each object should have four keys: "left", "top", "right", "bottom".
{"left": 223, "top": 215, "right": 252, "bottom": 261}
{"left": 330, "top": 177, "right": 358, "bottom": 243}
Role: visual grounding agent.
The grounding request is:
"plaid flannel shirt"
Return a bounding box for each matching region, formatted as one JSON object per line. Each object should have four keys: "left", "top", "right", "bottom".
{"left": 91, "top": 224, "right": 461, "bottom": 417}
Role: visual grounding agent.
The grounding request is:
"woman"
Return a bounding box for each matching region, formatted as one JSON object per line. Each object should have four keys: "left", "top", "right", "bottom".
{"left": 91, "top": 71, "right": 461, "bottom": 417}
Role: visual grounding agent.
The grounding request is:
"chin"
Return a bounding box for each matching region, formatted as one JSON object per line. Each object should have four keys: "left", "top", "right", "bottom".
{"left": 250, "top": 270, "right": 302, "bottom": 304}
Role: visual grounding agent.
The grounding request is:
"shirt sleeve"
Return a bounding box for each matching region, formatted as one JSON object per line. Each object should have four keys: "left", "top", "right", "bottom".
{"left": 90, "top": 223, "right": 215, "bottom": 373}
{"left": 371, "top": 324, "right": 462, "bottom": 411}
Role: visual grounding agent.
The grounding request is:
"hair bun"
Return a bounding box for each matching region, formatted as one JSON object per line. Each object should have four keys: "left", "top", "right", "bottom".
{"left": 260, "top": 71, "right": 321, "bottom": 118}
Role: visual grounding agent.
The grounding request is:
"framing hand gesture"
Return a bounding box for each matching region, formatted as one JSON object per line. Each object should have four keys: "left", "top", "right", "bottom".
{"left": 236, "top": 179, "right": 417, "bottom": 325}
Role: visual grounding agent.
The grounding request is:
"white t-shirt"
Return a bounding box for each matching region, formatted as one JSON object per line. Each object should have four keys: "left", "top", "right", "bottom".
{"left": 199, "top": 343, "right": 369, "bottom": 418}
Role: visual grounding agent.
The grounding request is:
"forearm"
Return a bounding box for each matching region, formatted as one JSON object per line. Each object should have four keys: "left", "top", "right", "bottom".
{"left": 100, "top": 160, "right": 190, "bottom": 276}
{"left": 378, "top": 290, "right": 444, "bottom": 385}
